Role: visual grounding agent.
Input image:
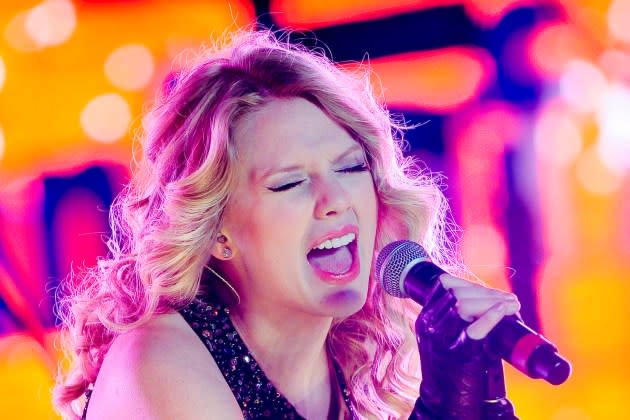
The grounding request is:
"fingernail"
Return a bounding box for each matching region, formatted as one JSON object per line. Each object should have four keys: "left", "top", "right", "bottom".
{"left": 507, "top": 301, "right": 519, "bottom": 312}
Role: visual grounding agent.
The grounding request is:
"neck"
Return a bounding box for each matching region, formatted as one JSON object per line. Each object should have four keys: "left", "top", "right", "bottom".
{"left": 230, "top": 302, "right": 334, "bottom": 418}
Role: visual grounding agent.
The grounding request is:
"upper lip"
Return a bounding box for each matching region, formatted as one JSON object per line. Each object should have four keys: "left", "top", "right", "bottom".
{"left": 308, "top": 224, "right": 359, "bottom": 251}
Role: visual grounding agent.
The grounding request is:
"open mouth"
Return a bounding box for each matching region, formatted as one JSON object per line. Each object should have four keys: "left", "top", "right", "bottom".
{"left": 306, "top": 232, "right": 358, "bottom": 277}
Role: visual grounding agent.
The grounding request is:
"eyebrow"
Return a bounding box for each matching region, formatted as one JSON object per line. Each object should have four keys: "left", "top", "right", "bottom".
{"left": 253, "top": 143, "right": 365, "bottom": 182}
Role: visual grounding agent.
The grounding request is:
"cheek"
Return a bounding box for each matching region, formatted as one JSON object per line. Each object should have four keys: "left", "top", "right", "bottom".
{"left": 357, "top": 178, "right": 378, "bottom": 221}
{"left": 356, "top": 180, "right": 378, "bottom": 264}
{"left": 237, "top": 198, "right": 309, "bottom": 248}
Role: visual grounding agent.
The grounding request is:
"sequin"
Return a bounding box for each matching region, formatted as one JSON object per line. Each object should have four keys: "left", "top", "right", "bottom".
{"left": 180, "top": 298, "right": 357, "bottom": 419}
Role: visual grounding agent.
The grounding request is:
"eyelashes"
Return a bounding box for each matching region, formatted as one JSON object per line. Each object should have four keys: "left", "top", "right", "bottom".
{"left": 268, "top": 180, "right": 303, "bottom": 192}
{"left": 339, "top": 163, "right": 369, "bottom": 174}
{"left": 267, "top": 163, "right": 369, "bottom": 192}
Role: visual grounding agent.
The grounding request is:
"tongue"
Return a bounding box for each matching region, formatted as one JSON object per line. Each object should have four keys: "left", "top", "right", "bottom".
{"left": 307, "top": 245, "right": 353, "bottom": 275}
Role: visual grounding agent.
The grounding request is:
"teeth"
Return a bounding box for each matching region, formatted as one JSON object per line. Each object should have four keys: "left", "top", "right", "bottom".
{"left": 313, "top": 233, "right": 355, "bottom": 250}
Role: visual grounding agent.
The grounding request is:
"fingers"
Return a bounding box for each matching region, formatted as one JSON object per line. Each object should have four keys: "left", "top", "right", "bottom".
{"left": 455, "top": 297, "right": 519, "bottom": 322}
{"left": 439, "top": 274, "right": 517, "bottom": 300}
{"left": 466, "top": 300, "right": 518, "bottom": 340}
{"left": 439, "top": 274, "right": 477, "bottom": 289}
{"left": 437, "top": 274, "right": 521, "bottom": 339}
{"left": 449, "top": 284, "right": 517, "bottom": 301}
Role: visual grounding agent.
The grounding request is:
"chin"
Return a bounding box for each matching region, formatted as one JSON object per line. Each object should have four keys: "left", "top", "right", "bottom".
{"left": 319, "top": 286, "right": 368, "bottom": 318}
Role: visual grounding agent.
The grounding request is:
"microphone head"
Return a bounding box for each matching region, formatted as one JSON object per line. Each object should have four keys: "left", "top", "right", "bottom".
{"left": 376, "top": 240, "right": 429, "bottom": 298}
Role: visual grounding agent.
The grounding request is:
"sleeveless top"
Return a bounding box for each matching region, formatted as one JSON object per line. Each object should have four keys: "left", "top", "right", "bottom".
{"left": 179, "top": 298, "right": 357, "bottom": 419}
{"left": 82, "top": 298, "right": 357, "bottom": 419}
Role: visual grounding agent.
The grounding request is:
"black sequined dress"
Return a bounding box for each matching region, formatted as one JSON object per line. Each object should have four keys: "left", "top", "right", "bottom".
{"left": 82, "top": 297, "right": 357, "bottom": 419}
{"left": 179, "top": 298, "right": 356, "bottom": 419}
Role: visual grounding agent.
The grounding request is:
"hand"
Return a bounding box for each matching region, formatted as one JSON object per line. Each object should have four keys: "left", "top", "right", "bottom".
{"left": 439, "top": 274, "right": 521, "bottom": 340}
{"left": 411, "top": 275, "right": 520, "bottom": 420}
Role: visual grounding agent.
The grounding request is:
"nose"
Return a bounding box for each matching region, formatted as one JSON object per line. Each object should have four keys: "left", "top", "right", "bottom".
{"left": 313, "top": 175, "right": 352, "bottom": 219}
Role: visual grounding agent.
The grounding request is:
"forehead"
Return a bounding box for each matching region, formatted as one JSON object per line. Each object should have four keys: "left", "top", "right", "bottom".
{"left": 232, "top": 97, "right": 362, "bottom": 171}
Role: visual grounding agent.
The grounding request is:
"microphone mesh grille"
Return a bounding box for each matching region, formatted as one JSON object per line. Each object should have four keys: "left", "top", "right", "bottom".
{"left": 375, "top": 240, "right": 429, "bottom": 298}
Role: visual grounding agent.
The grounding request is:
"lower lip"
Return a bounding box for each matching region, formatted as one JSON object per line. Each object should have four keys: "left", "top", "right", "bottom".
{"left": 309, "top": 242, "right": 360, "bottom": 286}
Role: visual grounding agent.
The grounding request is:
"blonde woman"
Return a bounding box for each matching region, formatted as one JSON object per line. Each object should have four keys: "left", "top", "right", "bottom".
{"left": 54, "top": 31, "right": 520, "bottom": 419}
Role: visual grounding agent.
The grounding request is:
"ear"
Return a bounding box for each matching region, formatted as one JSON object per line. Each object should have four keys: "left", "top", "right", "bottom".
{"left": 211, "top": 232, "right": 235, "bottom": 260}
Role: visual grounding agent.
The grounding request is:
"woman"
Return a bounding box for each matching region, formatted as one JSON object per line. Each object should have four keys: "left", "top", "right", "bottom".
{"left": 54, "top": 30, "right": 520, "bottom": 419}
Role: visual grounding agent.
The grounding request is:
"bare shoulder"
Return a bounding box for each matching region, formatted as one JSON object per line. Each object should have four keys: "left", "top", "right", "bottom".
{"left": 86, "top": 311, "right": 242, "bottom": 420}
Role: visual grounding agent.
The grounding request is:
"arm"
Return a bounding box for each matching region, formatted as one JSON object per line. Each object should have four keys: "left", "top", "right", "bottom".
{"left": 85, "top": 313, "right": 243, "bottom": 420}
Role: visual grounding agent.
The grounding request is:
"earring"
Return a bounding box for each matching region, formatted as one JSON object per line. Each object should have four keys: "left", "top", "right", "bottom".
{"left": 222, "top": 247, "right": 232, "bottom": 258}
{"left": 217, "top": 234, "right": 228, "bottom": 244}
{"left": 205, "top": 265, "right": 241, "bottom": 305}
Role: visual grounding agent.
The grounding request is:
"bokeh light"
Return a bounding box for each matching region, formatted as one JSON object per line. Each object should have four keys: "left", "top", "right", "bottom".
{"left": 534, "top": 102, "right": 583, "bottom": 167}
{"left": 104, "top": 44, "right": 155, "bottom": 91}
{"left": 80, "top": 93, "right": 132, "bottom": 143}
{"left": 528, "top": 22, "right": 585, "bottom": 77}
{"left": 365, "top": 47, "right": 494, "bottom": 112}
{"left": 576, "top": 145, "right": 623, "bottom": 195}
{"left": 596, "top": 84, "right": 630, "bottom": 173}
{"left": 4, "top": 11, "right": 40, "bottom": 52}
{"left": 599, "top": 49, "right": 630, "bottom": 84}
{"left": 608, "top": 0, "right": 630, "bottom": 44}
{"left": 24, "top": 0, "right": 76, "bottom": 48}
{"left": 271, "top": 0, "right": 436, "bottom": 29}
{"left": 0, "top": 1, "right": 629, "bottom": 418}
{"left": 559, "top": 59, "right": 607, "bottom": 115}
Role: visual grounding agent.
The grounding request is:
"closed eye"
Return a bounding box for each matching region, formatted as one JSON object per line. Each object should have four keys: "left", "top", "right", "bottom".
{"left": 267, "top": 163, "right": 368, "bottom": 192}
{"left": 338, "top": 163, "right": 369, "bottom": 173}
{"left": 267, "top": 180, "right": 304, "bottom": 192}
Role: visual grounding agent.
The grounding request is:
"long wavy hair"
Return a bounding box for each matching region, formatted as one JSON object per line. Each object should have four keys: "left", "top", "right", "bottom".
{"left": 53, "top": 30, "right": 462, "bottom": 419}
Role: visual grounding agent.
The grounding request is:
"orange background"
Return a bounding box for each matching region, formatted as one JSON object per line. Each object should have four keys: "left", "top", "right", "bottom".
{"left": 1, "top": 0, "right": 629, "bottom": 418}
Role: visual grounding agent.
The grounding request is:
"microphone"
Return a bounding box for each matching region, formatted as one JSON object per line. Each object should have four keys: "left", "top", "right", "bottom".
{"left": 376, "top": 240, "right": 571, "bottom": 385}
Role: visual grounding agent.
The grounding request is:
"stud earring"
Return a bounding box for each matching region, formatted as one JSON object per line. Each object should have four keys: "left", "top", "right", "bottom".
{"left": 222, "top": 247, "right": 232, "bottom": 258}
{"left": 217, "top": 234, "right": 228, "bottom": 244}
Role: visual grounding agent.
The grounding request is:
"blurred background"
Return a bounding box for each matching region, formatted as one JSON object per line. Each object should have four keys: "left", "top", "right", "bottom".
{"left": 0, "top": 0, "right": 629, "bottom": 418}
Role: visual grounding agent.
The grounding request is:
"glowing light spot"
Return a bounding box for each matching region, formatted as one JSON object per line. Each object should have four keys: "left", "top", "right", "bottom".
{"left": 80, "top": 93, "right": 132, "bottom": 143}
{"left": 0, "top": 126, "right": 5, "bottom": 161}
{"left": 534, "top": 103, "right": 582, "bottom": 167}
{"left": 270, "top": 0, "right": 447, "bottom": 30}
{"left": 596, "top": 84, "right": 630, "bottom": 172}
{"left": 0, "top": 56, "right": 5, "bottom": 91}
{"left": 25, "top": 0, "right": 76, "bottom": 48}
{"left": 104, "top": 44, "right": 155, "bottom": 91}
{"left": 4, "top": 11, "right": 40, "bottom": 52}
{"left": 528, "top": 22, "right": 584, "bottom": 77}
{"left": 608, "top": 0, "right": 630, "bottom": 43}
{"left": 361, "top": 47, "right": 494, "bottom": 113}
{"left": 559, "top": 60, "right": 607, "bottom": 114}
{"left": 599, "top": 49, "right": 630, "bottom": 84}
{"left": 576, "top": 146, "right": 622, "bottom": 195}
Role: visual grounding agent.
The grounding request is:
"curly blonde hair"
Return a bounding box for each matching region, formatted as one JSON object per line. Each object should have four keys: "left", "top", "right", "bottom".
{"left": 53, "top": 30, "right": 461, "bottom": 419}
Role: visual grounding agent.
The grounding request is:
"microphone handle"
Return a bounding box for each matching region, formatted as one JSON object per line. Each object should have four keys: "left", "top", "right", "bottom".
{"left": 487, "top": 316, "right": 571, "bottom": 385}
{"left": 404, "top": 262, "right": 571, "bottom": 385}
{"left": 403, "top": 261, "right": 446, "bottom": 306}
